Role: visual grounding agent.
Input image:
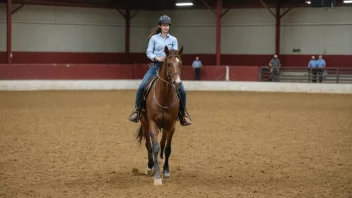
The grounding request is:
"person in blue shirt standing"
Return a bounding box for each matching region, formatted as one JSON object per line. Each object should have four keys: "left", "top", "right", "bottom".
{"left": 269, "top": 55, "right": 281, "bottom": 82}
{"left": 192, "top": 56, "right": 202, "bottom": 80}
{"left": 128, "top": 15, "right": 192, "bottom": 126}
{"left": 308, "top": 56, "right": 317, "bottom": 82}
{"left": 316, "top": 55, "right": 326, "bottom": 83}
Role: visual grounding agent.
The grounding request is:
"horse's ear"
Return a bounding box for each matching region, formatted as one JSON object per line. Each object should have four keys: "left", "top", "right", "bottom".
{"left": 164, "top": 46, "right": 169, "bottom": 56}
{"left": 179, "top": 45, "right": 183, "bottom": 56}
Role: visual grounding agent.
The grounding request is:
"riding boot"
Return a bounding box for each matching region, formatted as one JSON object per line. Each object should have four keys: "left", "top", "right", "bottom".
{"left": 129, "top": 85, "right": 145, "bottom": 123}
{"left": 177, "top": 84, "right": 192, "bottom": 126}
{"left": 180, "top": 109, "right": 192, "bottom": 126}
{"left": 178, "top": 103, "right": 192, "bottom": 126}
{"left": 129, "top": 106, "right": 140, "bottom": 123}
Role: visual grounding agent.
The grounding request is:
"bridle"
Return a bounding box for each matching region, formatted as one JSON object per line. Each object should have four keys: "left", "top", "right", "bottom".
{"left": 154, "top": 54, "right": 182, "bottom": 109}
{"left": 156, "top": 54, "right": 182, "bottom": 85}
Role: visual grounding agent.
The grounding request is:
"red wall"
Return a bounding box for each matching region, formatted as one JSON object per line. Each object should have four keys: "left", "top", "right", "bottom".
{"left": 0, "top": 64, "right": 134, "bottom": 79}
{"left": 279, "top": 55, "right": 352, "bottom": 67}
{"left": 182, "top": 66, "right": 227, "bottom": 81}
{"left": 229, "top": 66, "right": 259, "bottom": 81}
{"left": 0, "top": 52, "right": 6, "bottom": 64}
{"left": 222, "top": 55, "right": 273, "bottom": 66}
{"left": 1, "top": 52, "right": 351, "bottom": 67}
{"left": 0, "top": 64, "right": 242, "bottom": 81}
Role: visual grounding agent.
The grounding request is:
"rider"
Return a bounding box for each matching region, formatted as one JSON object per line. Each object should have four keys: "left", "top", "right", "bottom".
{"left": 128, "top": 15, "right": 192, "bottom": 126}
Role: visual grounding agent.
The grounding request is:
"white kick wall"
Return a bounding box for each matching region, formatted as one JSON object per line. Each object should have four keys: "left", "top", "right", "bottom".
{"left": 0, "top": 4, "right": 351, "bottom": 55}
{"left": 1, "top": 80, "right": 352, "bottom": 94}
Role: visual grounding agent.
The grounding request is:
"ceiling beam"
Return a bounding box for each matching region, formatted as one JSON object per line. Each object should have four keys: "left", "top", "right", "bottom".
{"left": 3, "top": 0, "right": 350, "bottom": 10}
{"left": 10, "top": 0, "right": 119, "bottom": 9}
{"left": 11, "top": 3, "right": 24, "bottom": 14}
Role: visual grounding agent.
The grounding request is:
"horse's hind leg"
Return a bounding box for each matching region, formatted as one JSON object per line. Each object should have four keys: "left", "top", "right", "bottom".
{"left": 143, "top": 123, "right": 154, "bottom": 176}
{"left": 163, "top": 125, "right": 175, "bottom": 180}
{"left": 149, "top": 121, "right": 162, "bottom": 185}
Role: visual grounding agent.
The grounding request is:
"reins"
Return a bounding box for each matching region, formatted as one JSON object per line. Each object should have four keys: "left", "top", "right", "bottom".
{"left": 153, "top": 54, "right": 181, "bottom": 110}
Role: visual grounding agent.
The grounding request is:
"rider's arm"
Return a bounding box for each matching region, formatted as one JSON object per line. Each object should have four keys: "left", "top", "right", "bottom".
{"left": 146, "top": 37, "right": 156, "bottom": 61}
{"left": 173, "top": 37, "right": 178, "bottom": 51}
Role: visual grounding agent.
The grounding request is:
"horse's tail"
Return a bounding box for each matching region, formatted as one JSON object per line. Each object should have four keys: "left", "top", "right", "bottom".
{"left": 135, "top": 125, "right": 143, "bottom": 147}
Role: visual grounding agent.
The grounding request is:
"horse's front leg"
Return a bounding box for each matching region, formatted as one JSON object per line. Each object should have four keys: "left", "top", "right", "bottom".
{"left": 149, "top": 121, "right": 162, "bottom": 185}
{"left": 142, "top": 122, "right": 154, "bottom": 176}
{"left": 162, "top": 124, "right": 175, "bottom": 180}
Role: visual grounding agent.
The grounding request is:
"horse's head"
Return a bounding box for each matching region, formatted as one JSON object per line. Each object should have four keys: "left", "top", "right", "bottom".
{"left": 164, "top": 45, "right": 183, "bottom": 88}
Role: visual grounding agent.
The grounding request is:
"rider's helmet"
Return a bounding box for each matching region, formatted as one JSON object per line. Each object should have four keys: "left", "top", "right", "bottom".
{"left": 158, "top": 15, "right": 171, "bottom": 25}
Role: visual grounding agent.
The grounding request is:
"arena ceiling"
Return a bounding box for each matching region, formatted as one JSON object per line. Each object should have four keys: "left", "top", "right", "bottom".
{"left": 3, "top": 0, "right": 350, "bottom": 10}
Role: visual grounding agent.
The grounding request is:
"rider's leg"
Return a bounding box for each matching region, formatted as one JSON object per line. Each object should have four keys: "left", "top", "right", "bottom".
{"left": 129, "top": 64, "right": 159, "bottom": 122}
{"left": 178, "top": 82, "right": 192, "bottom": 126}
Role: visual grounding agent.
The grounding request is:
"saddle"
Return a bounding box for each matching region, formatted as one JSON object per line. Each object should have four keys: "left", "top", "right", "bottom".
{"left": 140, "top": 74, "right": 159, "bottom": 111}
{"left": 137, "top": 74, "right": 183, "bottom": 121}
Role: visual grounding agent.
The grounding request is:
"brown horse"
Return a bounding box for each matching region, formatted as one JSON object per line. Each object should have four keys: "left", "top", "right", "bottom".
{"left": 136, "top": 45, "right": 184, "bottom": 185}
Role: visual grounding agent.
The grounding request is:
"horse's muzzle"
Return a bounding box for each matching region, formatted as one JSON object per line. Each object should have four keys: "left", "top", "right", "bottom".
{"left": 173, "top": 75, "right": 181, "bottom": 87}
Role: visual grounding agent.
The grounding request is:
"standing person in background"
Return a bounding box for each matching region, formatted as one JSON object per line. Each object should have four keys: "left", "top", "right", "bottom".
{"left": 192, "top": 56, "right": 202, "bottom": 80}
{"left": 269, "top": 55, "right": 281, "bottom": 82}
{"left": 308, "top": 56, "right": 317, "bottom": 83}
{"left": 316, "top": 55, "right": 326, "bottom": 83}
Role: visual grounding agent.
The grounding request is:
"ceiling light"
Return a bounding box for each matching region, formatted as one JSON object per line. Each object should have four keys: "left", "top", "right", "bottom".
{"left": 343, "top": 0, "right": 352, "bottom": 3}
{"left": 175, "top": 2, "right": 194, "bottom": 6}
{"left": 305, "top": 1, "right": 311, "bottom": 4}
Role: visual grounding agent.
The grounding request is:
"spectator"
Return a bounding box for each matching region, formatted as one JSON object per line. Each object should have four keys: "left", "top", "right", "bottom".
{"left": 308, "top": 56, "right": 317, "bottom": 83}
{"left": 316, "top": 55, "right": 326, "bottom": 83}
{"left": 192, "top": 56, "right": 202, "bottom": 80}
{"left": 269, "top": 54, "right": 281, "bottom": 82}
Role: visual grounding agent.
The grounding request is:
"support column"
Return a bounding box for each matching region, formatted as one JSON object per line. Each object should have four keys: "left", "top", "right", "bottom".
{"left": 7, "top": 0, "right": 12, "bottom": 64}
{"left": 201, "top": 0, "right": 229, "bottom": 66}
{"left": 260, "top": 0, "right": 294, "bottom": 57}
{"left": 118, "top": 8, "right": 138, "bottom": 64}
{"left": 216, "top": 0, "right": 222, "bottom": 66}
{"left": 275, "top": 2, "right": 280, "bottom": 56}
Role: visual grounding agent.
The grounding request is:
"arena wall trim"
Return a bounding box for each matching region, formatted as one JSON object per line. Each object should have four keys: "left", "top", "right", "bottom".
{"left": 1, "top": 80, "right": 351, "bottom": 94}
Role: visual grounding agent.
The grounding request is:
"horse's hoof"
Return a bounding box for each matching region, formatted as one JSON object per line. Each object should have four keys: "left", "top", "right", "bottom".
{"left": 154, "top": 178, "right": 162, "bottom": 185}
{"left": 145, "top": 167, "right": 153, "bottom": 176}
{"left": 163, "top": 172, "right": 171, "bottom": 180}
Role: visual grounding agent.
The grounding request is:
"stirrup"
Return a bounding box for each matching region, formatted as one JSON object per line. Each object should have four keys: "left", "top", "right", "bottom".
{"left": 129, "top": 107, "right": 140, "bottom": 123}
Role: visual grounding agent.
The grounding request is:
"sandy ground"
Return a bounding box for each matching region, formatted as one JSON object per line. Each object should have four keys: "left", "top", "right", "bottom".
{"left": 0, "top": 90, "right": 351, "bottom": 198}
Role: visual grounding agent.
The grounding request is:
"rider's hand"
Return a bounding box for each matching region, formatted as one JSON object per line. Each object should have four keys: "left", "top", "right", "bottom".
{"left": 155, "top": 56, "right": 165, "bottom": 62}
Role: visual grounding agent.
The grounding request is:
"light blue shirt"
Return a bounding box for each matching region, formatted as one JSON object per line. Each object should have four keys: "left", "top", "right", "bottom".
{"left": 192, "top": 60, "right": 202, "bottom": 68}
{"left": 308, "top": 60, "right": 316, "bottom": 69}
{"left": 146, "top": 33, "right": 178, "bottom": 61}
{"left": 270, "top": 58, "right": 281, "bottom": 68}
{"left": 316, "top": 59, "right": 326, "bottom": 68}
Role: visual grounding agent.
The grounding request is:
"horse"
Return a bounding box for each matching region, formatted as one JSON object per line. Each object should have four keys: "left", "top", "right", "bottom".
{"left": 135, "top": 45, "right": 184, "bottom": 185}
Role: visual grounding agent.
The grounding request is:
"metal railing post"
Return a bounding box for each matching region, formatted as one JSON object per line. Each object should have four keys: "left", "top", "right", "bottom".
{"left": 336, "top": 68, "right": 339, "bottom": 84}
{"left": 259, "top": 66, "right": 263, "bottom": 82}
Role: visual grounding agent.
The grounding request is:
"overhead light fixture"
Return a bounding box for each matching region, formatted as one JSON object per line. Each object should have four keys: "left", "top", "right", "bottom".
{"left": 343, "top": 0, "right": 352, "bottom": 3}
{"left": 305, "top": 1, "right": 311, "bottom": 4}
{"left": 175, "top": 2, "right": 194, "bottom": 6}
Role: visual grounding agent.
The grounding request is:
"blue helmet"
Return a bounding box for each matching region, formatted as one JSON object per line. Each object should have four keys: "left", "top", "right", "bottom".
{"left": 158, "top": 15, "right": 171, "bottom": 25}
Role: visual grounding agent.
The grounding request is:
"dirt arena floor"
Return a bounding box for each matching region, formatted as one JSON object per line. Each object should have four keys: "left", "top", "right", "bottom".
{"left": 0, "top": 90, "right": 351, "bottom": 198}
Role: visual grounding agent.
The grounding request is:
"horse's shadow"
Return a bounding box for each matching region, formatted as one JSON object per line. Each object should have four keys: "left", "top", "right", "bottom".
{"left": 130, "top": 167, "right": 237, "bottom": 187}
